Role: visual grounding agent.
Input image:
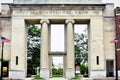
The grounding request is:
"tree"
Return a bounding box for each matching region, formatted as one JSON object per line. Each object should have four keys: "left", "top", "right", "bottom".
{"left": 27, "top": 24, "right": 41, "bottom": 74}
{"left": 74, "top": 27, "right": 88, "bottom": 65}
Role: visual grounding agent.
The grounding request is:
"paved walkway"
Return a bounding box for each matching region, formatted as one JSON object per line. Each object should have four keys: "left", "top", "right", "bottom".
{"left": 25, "top": 78, "right": 34, "bottom": 80}
{"left": 47, "top": 78, "right": 67, "bottom": 80}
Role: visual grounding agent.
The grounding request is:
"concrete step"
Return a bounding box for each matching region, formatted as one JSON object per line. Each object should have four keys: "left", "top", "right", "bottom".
{"left": 47, "top": 78, "right": 67, "bottom": 80}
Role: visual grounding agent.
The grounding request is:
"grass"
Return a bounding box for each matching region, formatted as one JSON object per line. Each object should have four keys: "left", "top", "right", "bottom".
{"left": 52, "top": 74, "right": 63, "bottom": 77}
{"left": 71, "top": 74, "right": 82, "bottom": 80}
{"left": 34, "top": 75, "right": 45, "bottom": 80}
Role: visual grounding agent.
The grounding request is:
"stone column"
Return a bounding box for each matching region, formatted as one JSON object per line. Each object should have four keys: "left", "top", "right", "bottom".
{"left": 40, "top": 19, "right": 49, "bottom": 79}
{"left": 66, "top": 19, "right": 75, "bottom": 79}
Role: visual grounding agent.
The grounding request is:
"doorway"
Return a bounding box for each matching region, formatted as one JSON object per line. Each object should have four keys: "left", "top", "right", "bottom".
{"left": 106, "top": 60, "right": 114, "bottom": 77}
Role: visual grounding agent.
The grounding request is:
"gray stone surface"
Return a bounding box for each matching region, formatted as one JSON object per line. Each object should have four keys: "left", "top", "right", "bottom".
{"left": 40, "top": 69, "right": 49, "bottom": 79}
{"left": 9, "top": 70, "right": 25, "bottom": 79}
{"left": 13, "top": 0, "right": 102, "bottom": 4}
{"left": 103, "top": 3, "right": 114, "bottom": 17}
{"left": 89, "top": 70, "right": 106, "bottom": 78}
{"left": 66, "top": 69, "right": 75, "bottom": 79}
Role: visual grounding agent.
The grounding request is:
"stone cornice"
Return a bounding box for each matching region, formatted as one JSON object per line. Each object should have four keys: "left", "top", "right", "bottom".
{"left": 6, "top": 3, "right": 106, "bottom": 10}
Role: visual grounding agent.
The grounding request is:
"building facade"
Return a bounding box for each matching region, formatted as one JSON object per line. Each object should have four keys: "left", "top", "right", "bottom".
{"left": 115, "top": 7, "right": 120, "bottom": 76}
{"left": 0, "top": 0, "right": 116, "bottom": 79}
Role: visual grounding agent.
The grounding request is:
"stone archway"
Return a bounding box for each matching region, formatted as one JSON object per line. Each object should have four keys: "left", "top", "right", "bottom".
{"left": 1, "top": 1, "right": 114, "bottom": 79}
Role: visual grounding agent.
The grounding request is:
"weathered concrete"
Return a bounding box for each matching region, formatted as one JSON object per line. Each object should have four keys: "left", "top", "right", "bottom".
{"left": 48, "top": 78, "right": 67, "bottom": 80}
{"left": 13, "top": 0, "right": 102, "bottom": 4}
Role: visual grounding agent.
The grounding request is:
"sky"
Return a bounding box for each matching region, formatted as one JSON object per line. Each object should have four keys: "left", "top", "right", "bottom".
{"left": 102, "top": 0, "right": 120, "bottom": 7}
{"left": 51, "top": 25, "right": 64, "bottom": 52}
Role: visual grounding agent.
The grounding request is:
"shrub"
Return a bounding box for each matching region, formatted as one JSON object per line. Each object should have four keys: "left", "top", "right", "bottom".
{"left": 80, "top": 64, "right": 87, "bottom": 75}
{"left": 34, "top": 75, "right": 44, "bottom": 79}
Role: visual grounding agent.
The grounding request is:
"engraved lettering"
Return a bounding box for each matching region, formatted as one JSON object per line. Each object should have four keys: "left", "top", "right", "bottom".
{"left": 13, "top": 9, "right": 99, "bottom": 16}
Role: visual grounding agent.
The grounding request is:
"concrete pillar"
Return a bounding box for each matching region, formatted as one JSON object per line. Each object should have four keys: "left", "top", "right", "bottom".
{"left": 65, "top": 19, "right": 75, "bottom": 79}
{"left": 10, "top": 18, "right": 27, "bottom": 79}
{"left": 89, "top": 18, "right": 105, "bottom": 78}
{"left": 40, "top": 19, "right": 49, "bottom": 79}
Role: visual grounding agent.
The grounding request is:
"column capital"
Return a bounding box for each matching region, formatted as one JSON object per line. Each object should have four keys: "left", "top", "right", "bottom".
{"left": 40, "top": 19, "right": 49, "bottom": 24}
{"left": 65, "top": 19, "right": 75, "bottom": 24}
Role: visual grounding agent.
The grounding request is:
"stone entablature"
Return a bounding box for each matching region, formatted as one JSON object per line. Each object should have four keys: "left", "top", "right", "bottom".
{"left": 11, "top": 5, "right": 105, "bottom": 17}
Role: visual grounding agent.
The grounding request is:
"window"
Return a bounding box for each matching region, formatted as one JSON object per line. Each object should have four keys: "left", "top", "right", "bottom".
{"left": 96, "top": 56, "right": 99, "bottom": 65}
{"left": 16, "top": 56, "right": 18, "bottom": 65}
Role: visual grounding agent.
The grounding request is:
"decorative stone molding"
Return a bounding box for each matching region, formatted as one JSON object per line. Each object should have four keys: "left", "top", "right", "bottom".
{"left": 65, "top": 19, "right": 75, "bottom": 24}
{"left": 40, "top": 19, "right": 49, "bottom": 24}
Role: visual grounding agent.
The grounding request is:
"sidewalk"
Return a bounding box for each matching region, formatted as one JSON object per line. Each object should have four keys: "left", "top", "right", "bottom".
{"left": 47, "top": 78, "right": 67, "bottom": 80}
{"left": 82, "top": 77, "right": 114, "bottom": 80}
{"left": 25, "top": 78, "right": 34, "bottom": 80}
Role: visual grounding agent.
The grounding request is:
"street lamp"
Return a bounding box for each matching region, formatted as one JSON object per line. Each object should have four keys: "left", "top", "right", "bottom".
{"left": 1, "top": 42, "right": 4, "bottom": 79}
{"left": 115, "top": 43, "right": 118, "bottom": 80}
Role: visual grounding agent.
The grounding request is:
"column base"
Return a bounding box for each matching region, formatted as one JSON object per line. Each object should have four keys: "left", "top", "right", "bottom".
{"left": 9, "top": 70, "right": 25, "bottom": 79}
{"left": 40, "top": 69, "right": 49, "bottom": 79}
{"left": 66, "top": 68, "right": 75, "bottom": 79}
{"left": 89, "top": 70, "right": 106, "bottom": 78}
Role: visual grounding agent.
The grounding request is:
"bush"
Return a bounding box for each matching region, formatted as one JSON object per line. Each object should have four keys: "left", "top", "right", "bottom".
{"left": 58, "top": 68, "right": 63, "bottom": 71}
{"left": 80, "top": 64, "right": 87, "bottom": 75}
{"left": 52, "top": 67, "right": 57, "bottom": 75}
{"left": 34, "top": 75, "right": 44, "bottom": 79}
{"left": 52, "top": 67, "right": 63, "bottom": 77}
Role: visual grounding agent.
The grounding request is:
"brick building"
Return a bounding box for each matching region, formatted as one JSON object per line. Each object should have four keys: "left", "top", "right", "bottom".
{"left": 115, "top": 7, "right": 120, "bottom": 71}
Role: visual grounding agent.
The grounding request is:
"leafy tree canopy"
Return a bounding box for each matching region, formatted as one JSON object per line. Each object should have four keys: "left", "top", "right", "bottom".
{"left": 27, "top": 24, "right": 41, "bottom": 68}
{"left": 74, "top": 27, "right": 88, "bottom": 65}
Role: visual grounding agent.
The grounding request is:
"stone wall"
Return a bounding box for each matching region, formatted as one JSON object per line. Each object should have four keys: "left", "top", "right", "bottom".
{"left": 0, "top": 4, "right": 11, "bottom": 60}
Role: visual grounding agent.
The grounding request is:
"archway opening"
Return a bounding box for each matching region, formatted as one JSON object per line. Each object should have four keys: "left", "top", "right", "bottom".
{"left": 52, "top": 56, "right": 64, "bottom": 77}
{"left": 50, "top": 24, "right": 65, "bottom": 77}
{"left": 27, "top": 24, "right": 41, "bottom": 77}
{"left": 74, "top": 24, "right": 88, "bottom": 77}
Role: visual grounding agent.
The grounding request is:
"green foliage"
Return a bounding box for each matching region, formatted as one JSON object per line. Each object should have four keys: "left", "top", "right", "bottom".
{"left": 52, "top": 67, "right": 63, "bottom": 77}
{"left": 0, "top": 58, "right": 6, "bottom": 62}
{"left": 58, "top": 68, "right": 63, "bottom": 71}
{"left": 80, "top": 64, "right": 87, "bottom": 75}
{"left": 74, "top": 27, "right": 88, "bottom": 65}
{"left": 71, "top": 75, "right": 82, "bottom": 80}
{"left": 34, "top": 75, "right": 44, "bottom": 79}
{"left": 52, "top": 67, "right": 57, "bottom": 72}
{"left": 27, "top": 24, "right": 41, "bottom": 75}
